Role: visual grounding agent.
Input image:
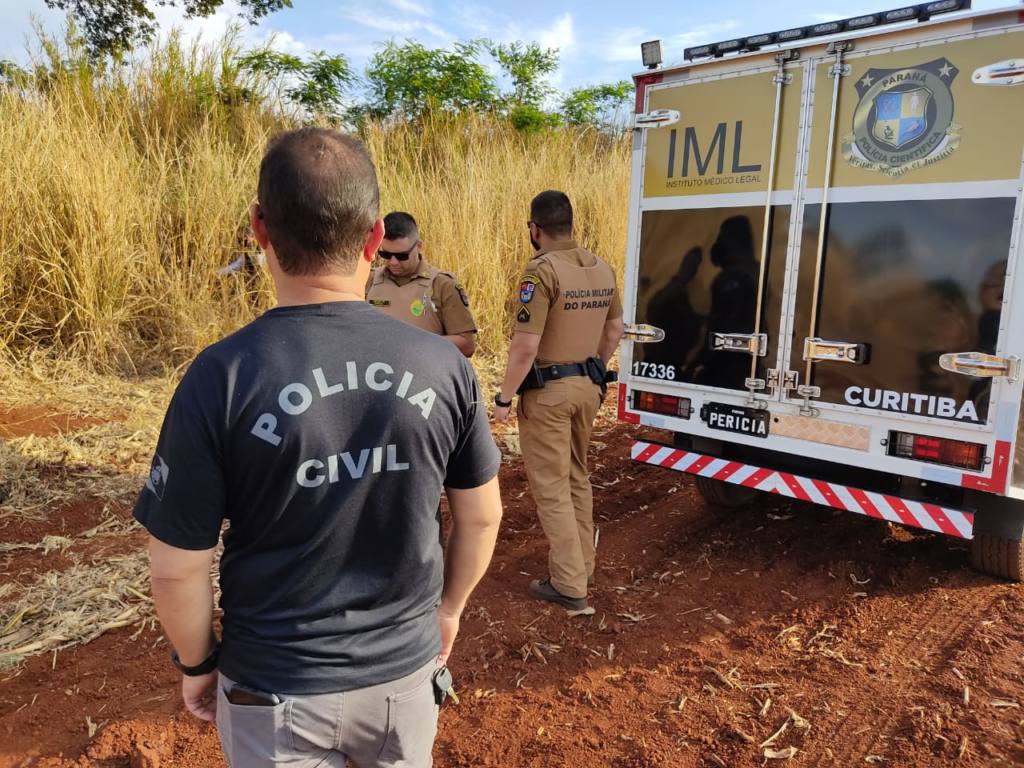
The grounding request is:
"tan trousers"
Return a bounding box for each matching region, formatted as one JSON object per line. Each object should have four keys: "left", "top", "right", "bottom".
{"left": 518, "top": 376, "right": 601, "bottom": 599}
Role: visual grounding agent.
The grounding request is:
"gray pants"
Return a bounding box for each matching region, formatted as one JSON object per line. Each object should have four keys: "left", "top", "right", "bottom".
{"left": 216, "top": 660, "right": 440, "bottom": 767}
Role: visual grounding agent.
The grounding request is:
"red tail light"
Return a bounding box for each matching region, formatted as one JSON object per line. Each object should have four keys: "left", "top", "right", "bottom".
{"left": 632, "top": 390, "right": 692, "bottom": 418}
{"left": 888, "top": 431, "right": 985, "bottom": 471}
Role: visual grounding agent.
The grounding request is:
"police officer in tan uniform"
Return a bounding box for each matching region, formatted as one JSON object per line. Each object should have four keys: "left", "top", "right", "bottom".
{"left": 494, "top": 191, "right": 624, "bottom": 613}
{"left": 366, "top": 211, "right": 477, "bottom": 358}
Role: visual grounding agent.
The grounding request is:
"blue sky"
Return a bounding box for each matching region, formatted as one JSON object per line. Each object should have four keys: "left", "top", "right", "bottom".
{"left": 0, "top": 0, "right": 1010, "bottom": 91}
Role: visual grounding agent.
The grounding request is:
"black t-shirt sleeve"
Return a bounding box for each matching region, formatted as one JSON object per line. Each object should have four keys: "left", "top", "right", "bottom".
{"left": 133, "top": 356, "right": 226, "bottom": 550}
{"left": 444, "top": 359, "right": 501, "bottom": 490}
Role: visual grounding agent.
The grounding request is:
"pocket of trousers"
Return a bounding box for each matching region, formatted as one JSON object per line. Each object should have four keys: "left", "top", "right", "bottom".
{"left": 219, "top": 687, "right": 295, "bottom": 760}
{"left": 378, "top": 670, "right": 439, "bottom": 763}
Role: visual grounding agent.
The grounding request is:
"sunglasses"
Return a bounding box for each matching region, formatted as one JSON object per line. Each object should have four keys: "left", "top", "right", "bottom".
{"left": 377, "top": 244, "right": 418, "bottom": 262}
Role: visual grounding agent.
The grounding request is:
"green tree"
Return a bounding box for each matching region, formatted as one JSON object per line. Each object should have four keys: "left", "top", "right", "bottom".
{"left": 560, "top": 81, "right": 634, "bottom": 128}
{"left": 486, "top": 41, "right": 558, "bottom": 109}
{"left": 43, "top": 0, "right": 292, "bottom": 57}
{"left": 363, "top": 40, "right": 499, "bottom": 120}
{"left": 237, "top": 48, "right": 355, "bottom": 121}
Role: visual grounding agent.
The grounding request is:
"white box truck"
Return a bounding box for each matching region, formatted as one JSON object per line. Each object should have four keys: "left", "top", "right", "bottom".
{"left": 619, "top": 1, "right": 1024, "bottom": 579}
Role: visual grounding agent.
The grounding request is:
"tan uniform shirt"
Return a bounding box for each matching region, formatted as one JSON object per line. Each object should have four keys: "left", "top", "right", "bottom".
{"left": 367, "top": 258, "right": 476, "bottom": 336}
{"left": 515, "top": 240, "right": 622, "bottom": 365}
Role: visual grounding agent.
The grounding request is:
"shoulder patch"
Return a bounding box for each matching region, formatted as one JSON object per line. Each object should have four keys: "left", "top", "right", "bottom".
{"left": 454, "top": 282, "right": 470, "bottom": 307}
{"left": 520, "top": 275, "right": 539, "bottom": 304}
{"left": 517, "top": 306, "right": 531, "bottom": 323}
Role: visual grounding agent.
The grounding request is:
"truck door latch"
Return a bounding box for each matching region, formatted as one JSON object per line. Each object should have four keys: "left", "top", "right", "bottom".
{"left": 939, "top": 352, "right": 1020, "bottom": 382}
{"left": 623, "top": 323, "right": 666, "bottom": 343}
{"left": 711, "top": 333, "right": 767, "bottom": 357}
{"left": 803, "top": 338, "right": 869, "bottom": 365}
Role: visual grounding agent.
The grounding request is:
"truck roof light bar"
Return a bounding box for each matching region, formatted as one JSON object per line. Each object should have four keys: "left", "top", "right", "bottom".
{"left": 712, "top": 39, "right": 742, "bottom": 56}
{"left": 883, "top": 6, "right": 921, "bottom": 22}
{"left": 846, "top": 13, "right": 881, "bottom": 29}
{"left": 776, "top": 27, "right": 806, "bottom": 43}
{"left": 683, "top": 0, "right": 971, "bottom": 61}
{"left": 743, "top": 33, "right": 775, "bottom": 48}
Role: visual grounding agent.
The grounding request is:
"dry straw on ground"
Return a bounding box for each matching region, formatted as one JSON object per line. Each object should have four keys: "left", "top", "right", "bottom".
{"left": 0, "top": 551, "right": 153, "bottom": 671}
{"left": 0, "top": 362, "right": 174, "bottom": 521}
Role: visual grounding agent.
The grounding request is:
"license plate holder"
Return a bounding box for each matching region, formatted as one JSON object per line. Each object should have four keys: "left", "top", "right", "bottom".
{"left": 701, "top": 402, "right": 770, "bottom": 438}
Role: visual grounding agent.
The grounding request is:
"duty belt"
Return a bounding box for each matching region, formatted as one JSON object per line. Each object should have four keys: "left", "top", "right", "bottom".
{"left": 518, "top": 361, "right": 590, "bottom": 393}
{"left": 538, "top": 362, "right": 588, "bottom": 382}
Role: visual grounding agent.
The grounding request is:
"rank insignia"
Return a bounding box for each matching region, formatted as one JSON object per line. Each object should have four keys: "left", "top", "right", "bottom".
{"left": 517, "top": 306, "right": 531, "bottom": 323}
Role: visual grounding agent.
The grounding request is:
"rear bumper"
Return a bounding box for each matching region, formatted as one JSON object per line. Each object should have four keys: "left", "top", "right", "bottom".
{"left": 631, "top": 439, "right": 975, "bottom": 540}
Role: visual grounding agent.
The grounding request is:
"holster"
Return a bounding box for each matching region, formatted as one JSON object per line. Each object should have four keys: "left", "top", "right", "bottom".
{"left": 585, "top": 357, "right": 618, "bottom": 400}
{"left": 516, "top": 361, "right": 545, "bottom": 395}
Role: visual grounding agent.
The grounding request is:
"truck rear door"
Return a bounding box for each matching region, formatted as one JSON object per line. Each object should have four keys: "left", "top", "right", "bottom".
{"left": 629, "top": 55, "right": 805, "bottom": 400}
{"left": 782, "top": 25, "right": 1024, "bottom": 435}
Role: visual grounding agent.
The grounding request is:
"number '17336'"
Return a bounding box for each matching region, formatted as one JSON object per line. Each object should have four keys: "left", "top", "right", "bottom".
{"left": 632, "top": 361, "right": 677, "bottom": 381}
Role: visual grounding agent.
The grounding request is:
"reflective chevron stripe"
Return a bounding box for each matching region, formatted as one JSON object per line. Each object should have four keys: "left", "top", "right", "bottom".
{"left": 630, "top": 440, "right": 974, "bottom": 539}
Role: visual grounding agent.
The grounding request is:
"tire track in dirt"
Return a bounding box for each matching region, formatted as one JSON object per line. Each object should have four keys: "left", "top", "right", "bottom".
{"left": 810, "top": 578, "right": 1002, "bottom": 766}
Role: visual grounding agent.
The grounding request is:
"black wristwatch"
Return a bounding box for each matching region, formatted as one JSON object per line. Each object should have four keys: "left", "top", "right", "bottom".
{"left": 494, "top": 392, "right": 513, "bottom": 408}
{"left": 170, "top": 641, "right": 220, "bottom": 676}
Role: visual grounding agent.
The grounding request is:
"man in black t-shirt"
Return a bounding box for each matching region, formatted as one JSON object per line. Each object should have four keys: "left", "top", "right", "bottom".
{"left": 135, "top": 128, "right": 503, "bottom": 767}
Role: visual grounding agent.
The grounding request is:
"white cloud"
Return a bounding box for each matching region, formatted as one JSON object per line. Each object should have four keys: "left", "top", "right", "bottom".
{"left": 537, "top": 12, "right": 575, "bottom": 56}
{"left": 603, "top": 26, "right": 652, "bottom": 63}
{"left": 344, "top": 6, "right": 452, "bottom": 42}
{"left": 383, "top": 0, "right": 433, "bottom": 16}
{"left": 151, "top": 1, "right": 241, "bottom": 48}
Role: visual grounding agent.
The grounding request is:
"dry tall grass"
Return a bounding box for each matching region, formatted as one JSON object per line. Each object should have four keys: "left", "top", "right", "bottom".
{"left": 0, "top": 32, "right": 630, "bottom": 374}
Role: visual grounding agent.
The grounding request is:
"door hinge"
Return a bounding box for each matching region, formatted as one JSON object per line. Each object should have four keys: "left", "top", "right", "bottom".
{"left": 940, "top": 352, "right": 1020, "bottom": 382}
{"left": 712, "top": 333, "right": 768, "bottom": 357}
{"left": 623, "top": 323, "right": 666, "bottom": 343}
{"left": 767, "top": 368, "right": 799, "bottom": 393}
{"left": 804, "top": 338, "right": 869, "bottom": 365}
{"left": 634, "top": 109, "right": 680, "bottom": 129}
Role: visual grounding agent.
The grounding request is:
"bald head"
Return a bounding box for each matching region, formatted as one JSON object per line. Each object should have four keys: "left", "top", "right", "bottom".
{"left": 257, "top": 128, "right": 380, "bottom": 276}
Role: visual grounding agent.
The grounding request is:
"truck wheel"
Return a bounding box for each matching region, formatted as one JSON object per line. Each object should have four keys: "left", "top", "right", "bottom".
{"left": 970, "top": 533, "right": 1024, "bottom": 582}
{"left": 968, "top": 496, "right": 1024, "bottom": 582}
{"left": 694, "top": 476, "right": 756, "bottom": 509}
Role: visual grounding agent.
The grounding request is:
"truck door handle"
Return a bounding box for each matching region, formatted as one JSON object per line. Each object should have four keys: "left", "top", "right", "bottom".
{"left": 803, "top": 338, "right": 870, "bottom": 365}
{"left": 710, "top": 333, "right": 767, "bottom": 356}
{"left": 939, "top": 352, "right": 1020, "bottom": 381}
{"left": 623, "top": 323, "right": 666, "bottom": 343}
{"left": 633, "top": 109, "right": 680, "bottom": 129}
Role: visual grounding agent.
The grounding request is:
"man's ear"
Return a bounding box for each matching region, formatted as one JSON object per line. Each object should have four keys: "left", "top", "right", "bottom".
{"left": 363, "top": 218, "right": 385, "bottom": 262}
{"left": 250, "top": 203, "right": 270, "bottom": 251}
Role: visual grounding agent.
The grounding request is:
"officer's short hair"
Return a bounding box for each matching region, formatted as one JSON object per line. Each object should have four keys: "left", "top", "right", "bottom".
{"left": 257, "top": 127, "right": 379, "bottom": 276}
{"left": 530, "top": 190, "right": 573, "bottom": 237}
{"left": 383, "top": 211, "right": 419, "bottom": 242}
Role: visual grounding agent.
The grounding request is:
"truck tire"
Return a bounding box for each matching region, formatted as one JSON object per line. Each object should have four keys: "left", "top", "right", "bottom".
{"left": 694, "top": 476, "right": 756, "bottom": 509}
{"left": 970, "top": 533, "right": 1024, "bottom": 582}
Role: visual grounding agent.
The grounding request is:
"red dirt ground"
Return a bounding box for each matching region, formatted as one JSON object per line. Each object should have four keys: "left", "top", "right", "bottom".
{"left": 1, "top": 403, "right": 1023, "bottom": 767}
